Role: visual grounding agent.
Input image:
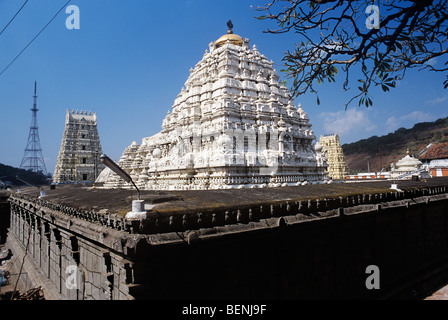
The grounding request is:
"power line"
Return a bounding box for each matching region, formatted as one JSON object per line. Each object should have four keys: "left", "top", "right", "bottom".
{"left": 0, "top": 0, "right": 72, "bottom": 77}
{"left": 0, "top": 0, "right": 29, "bottom": 36}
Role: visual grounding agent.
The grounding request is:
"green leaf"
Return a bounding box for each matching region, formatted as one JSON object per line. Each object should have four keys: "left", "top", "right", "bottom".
{"left": 332, "top": 66, "right": 338, "bottom": 75}
{"left": 416, "top": 42, "right": 425, "bottom": 52}
{"left": 386, "top": 82, "right": 396, "bottom": 88}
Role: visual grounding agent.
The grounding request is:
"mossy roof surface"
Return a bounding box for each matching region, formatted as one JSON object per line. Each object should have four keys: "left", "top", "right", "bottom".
{"left": 14, "top": 177, "right": 448, "bottom": 217}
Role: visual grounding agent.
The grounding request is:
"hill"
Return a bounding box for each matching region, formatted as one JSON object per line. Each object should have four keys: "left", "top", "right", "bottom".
{"left": 0, "top": 163, "right": 50, "bottom": 188}
{"left": 341, "top": 117, "right": 448, "bottom": 173}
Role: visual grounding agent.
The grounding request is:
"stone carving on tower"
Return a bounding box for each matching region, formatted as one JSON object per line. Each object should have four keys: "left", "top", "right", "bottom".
{"left": 53, "top": 110, "right": 105, "bottom": 183}
{"left": 102, "top": 23, "right": 328, "bottom": 190}
{"left": 318, "top": 134, "right": 347, "bottom": 180}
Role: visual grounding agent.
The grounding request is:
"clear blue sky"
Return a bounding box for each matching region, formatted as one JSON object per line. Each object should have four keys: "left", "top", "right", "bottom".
{"left": 1, "top": 0, "right": 447, "bottom": 174}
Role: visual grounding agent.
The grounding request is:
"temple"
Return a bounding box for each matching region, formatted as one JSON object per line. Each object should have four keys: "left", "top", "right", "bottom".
{"left": 318, "top": 134, "right": 348, "bottom": 180}
{"left": 102, "top": 23, "right": 328, "bottom": 190}
{"left": 390, "top": 149, "right": 430, "bottom": 180}
{"left": 53, "top": 110, "right": 104, "bottom": 183}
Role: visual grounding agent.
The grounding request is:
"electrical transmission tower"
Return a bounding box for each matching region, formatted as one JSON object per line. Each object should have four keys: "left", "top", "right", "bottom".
{"left": 20, "top": 81, "right": 47, "bottom": 175}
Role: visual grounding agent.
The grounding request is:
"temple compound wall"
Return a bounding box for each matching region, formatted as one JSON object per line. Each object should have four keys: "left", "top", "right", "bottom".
{"left": 4, "top": 185, "right": 448, "bottom": 299}
{"left": 0, "top": 191, "right": 10, "bottom": 245}
{"left": 53, "top": 110, "right": 105, "bottom": 183}
{"left": 5, "top": 197, "right": 135, "bottom": 300}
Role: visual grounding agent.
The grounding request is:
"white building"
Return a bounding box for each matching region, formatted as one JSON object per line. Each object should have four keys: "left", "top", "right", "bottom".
{"left": 419, "top": 142, "right": 448, "bottom": 177}
{"left": 345, "top": 149, "right": 430, "bottom": 181}
{"left": 390, "top": 149, "right": 430, "bottom": 180}
{"left": 102, "top": 24, "right": 328, "bottom": 190}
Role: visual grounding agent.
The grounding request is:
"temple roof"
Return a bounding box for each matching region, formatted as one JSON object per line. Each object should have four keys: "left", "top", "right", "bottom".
{"left": 215, "top": 32, "right": 244, "bottom": 48}
{"left": 214, "top": 20, "right": 244, "bottom": 48}
{"left": 16, "top": 178, "right": 448, "bottom": 217}
{"left": 419, "top": 142, "right": 448, "bottom": 161}
{"left": 395, "top": 154, "right": 422, "bottom": 168}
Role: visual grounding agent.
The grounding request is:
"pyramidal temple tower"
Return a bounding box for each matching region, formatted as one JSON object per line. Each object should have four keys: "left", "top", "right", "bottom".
{"left": 53, "top": 109, "right": 105, "bottom": 183}
{"left": 102, "top": 23, "right": 328, "bottom": 190}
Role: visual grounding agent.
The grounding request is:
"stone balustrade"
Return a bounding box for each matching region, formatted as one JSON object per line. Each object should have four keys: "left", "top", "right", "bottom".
{"left": 9, "top": 185, "right": 448, "bottom": 236}
{"left": 10, "top": 193, "right": 127, "bottom": 232}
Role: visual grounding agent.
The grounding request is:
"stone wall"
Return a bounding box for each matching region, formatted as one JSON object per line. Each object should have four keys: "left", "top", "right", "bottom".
{"left": 5, "top": 197, "right": 136, "bottom": 300}
{"left": 4, "top": 185, "right": 448, "bottom": 299}
{"left": 0, "top": 191, "right": 10, "bottom": 245}
{"left": 127, "top": 188, "right": 448, "bottom": 299}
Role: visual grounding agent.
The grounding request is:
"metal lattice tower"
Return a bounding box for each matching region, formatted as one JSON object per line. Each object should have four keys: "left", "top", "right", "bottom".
{"left": 20, "top": 81, "right": 47, "bottom": 174}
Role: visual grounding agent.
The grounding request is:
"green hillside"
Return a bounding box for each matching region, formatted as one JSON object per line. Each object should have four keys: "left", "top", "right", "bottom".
{"left": 0, "top": 163, "right": 50, "bottom": 188}
{"left": 342, "top": 117, "right": 448, "bottom": 172}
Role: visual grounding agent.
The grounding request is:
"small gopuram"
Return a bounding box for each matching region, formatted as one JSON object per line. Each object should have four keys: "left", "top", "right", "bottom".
{"left": 102, "top": 22, "right": 328, "bottom": 190}
{"left": 318, "top": 134, "right": 347, "bottom": 180}
{"left": 53, "top": 109, "right": 105, "bottom": 183}
{"left": 390, "top": 149, "right": 429, "bottom": 180}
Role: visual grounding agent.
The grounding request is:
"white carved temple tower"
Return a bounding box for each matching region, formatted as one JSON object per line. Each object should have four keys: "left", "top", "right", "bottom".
{"left": 53, "top": 110, "right": 105, "bottom": 183}
{"left": 102, "top": 23, "right": 328, "bottom": 190}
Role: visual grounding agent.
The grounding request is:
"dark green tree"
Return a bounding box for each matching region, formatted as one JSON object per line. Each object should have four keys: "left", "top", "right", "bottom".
{"left": 256, "top": 0, "right": 448, "bottom": 108}
{"left": 0, "top": 163, "right": 50, "bottom": 187}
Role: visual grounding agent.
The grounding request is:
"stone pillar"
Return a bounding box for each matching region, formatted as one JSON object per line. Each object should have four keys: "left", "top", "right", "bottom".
{"left": 50, "top": 228, "right": 63, "bottom": 293}
{"left": 42, "top": 222, "right": 51, "bottom": 278}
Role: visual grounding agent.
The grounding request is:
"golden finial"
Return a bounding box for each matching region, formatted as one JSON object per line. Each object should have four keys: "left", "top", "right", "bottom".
{"left": 215, "top": 20, "right": 243, "bottom": 48}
